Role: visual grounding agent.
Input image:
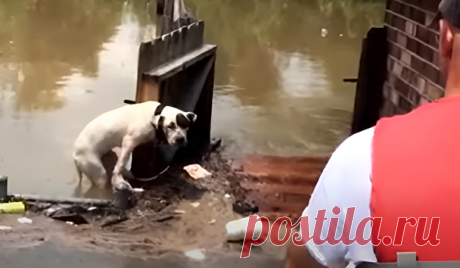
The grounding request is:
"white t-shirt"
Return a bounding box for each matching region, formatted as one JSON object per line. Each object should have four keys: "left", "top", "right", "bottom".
{"left": 303, "top": 126, "right": 377, "bottom": 268}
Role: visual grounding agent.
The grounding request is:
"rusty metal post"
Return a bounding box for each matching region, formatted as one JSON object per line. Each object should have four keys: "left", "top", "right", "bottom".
{"left": 0, "top": 175, "right": 7, "bottom": 199}
{"left": 351, "top": 27, "right": 387, "bottom": 135}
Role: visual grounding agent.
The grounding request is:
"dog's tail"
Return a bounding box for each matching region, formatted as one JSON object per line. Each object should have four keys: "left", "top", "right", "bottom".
{"left": 73, "top": 157, "right": 83, "bottom": 185}
{"left": 124, "top": 99, "right": 137, "bottom": 105}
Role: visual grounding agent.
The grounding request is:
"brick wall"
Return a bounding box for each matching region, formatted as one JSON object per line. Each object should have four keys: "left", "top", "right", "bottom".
{"left": 381, "top": 0, "right": 444, "bottom": 117}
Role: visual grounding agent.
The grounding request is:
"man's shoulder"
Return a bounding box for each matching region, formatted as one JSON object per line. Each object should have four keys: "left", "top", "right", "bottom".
{"left": 333, "top": 127, "right": 375, "bottom": 158}
{"left": 320, "top": 126, "right": 374, "bottom": 177}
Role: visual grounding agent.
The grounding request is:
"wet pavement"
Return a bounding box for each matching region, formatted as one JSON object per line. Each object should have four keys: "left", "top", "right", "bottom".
{"left": 0, "top": 242, "right": 284, "bottom": 268}
{"left": 0, "top": 0, "right": 385, "bottom": 197}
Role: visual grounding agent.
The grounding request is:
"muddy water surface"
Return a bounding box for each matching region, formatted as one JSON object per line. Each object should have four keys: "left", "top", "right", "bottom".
{"left": 0, "top": 0, "right": 385, "bottom": 197}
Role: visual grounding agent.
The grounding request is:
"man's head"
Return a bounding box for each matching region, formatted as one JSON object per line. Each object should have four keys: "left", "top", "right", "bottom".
{"left": 153, "top": 104, "right": 197, "bottom": 147}
{"left": 429, "top": 0, "right": 460, "bottom": 83}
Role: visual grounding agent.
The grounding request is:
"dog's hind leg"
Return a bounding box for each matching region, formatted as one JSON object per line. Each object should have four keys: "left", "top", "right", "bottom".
{"left": 77, "top": 155, "right": 109, "bottom": 189}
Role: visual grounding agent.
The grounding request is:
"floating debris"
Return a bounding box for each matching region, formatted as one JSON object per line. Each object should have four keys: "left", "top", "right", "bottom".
{"left": 17, "top": 217, "right": 32, "bottom": 224}
{"left": 0, "top": 202, "right": 25, "bottom": 214}
{"left": 190, "top": 202, "right": 200, "bottom": 208}
{"left": 0, "top": 226, "right": 12, "bottom": 230}
{"left": 132, "top": 188, "right": 145, "bottom": 193}
{"left": 185, "top": 249, "right": 205, "bottom": 260}
{"left": 224, "top": 194, "right": 231, "bottom": 199}
{"left": 87, "top": 207, "right": 97, "bottom": 211}
{"left": 321, "top": 28, "right": 328, "bottom": 37}
{"left": 209, "top": 219, "right": 216, "bottom": 225}
{"left": 174, "top": 210, "right": 186, "bottom": 214}
{"left": 183, "top": 164, "right": 211, "bottom": 180}
{"left": 100, "top": 215, "right": 128, "bottom": 228}
{"left": 51, "top": 214, "right": 88, "bottom": 225}
{"left": 226, "top": 217, "right": 263, "bottom": 241}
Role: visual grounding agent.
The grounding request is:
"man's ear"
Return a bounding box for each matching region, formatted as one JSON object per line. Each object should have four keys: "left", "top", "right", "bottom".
{"left": 187, "top": 112, "right": 197, "bottom": 124}
{"left": 440, "top": 19, "right": 455, "bottom": 58}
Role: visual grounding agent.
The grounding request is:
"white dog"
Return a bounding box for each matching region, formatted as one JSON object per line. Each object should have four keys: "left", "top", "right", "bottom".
{"left": 73, "top": 101, "right": 197, "bottom": 191}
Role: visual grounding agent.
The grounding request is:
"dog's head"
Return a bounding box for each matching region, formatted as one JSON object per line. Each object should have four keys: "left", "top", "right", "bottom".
{"left": 152, "top": 104, "right": 197, "bottom": 147}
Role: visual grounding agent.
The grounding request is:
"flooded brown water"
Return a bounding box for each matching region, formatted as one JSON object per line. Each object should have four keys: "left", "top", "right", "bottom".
{"left": 0, "top": 0, "right": 385, "bottom": 197}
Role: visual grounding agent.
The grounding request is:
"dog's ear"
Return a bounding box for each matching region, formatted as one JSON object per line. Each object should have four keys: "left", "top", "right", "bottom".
{"left": 176, "top": 112, "right": 196, "bottom": 129}
{"left": 158, "top": 115, "right": 165, "bottom": 128}
{"left": 155, "top": 104, "right": 165, "bottom": 116}
{"left": 186, "top": 112, "right": 197, "bottom": 124}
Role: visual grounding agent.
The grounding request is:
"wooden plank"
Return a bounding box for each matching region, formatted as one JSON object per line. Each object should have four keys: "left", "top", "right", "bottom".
{"left": 12, "top": 194, "right": 112, "bottom": 207}
{"left": 145, "top": 44, "right": 217, "bottom": 80}
{"left": 138, "top": 21, "right": 205, "bottom": 74}
{"left": 136, "top": 75, "right": 160, "bottom": 103}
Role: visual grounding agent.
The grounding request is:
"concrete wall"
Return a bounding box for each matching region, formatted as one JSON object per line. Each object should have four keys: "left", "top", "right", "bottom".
{"left": 381, "top": 0, "right": 444, "bottom": 117}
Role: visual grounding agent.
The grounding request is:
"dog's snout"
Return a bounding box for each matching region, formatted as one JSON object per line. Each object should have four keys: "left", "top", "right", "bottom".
{"left": 176, "top": 137, "right": 186, "bottom": 146}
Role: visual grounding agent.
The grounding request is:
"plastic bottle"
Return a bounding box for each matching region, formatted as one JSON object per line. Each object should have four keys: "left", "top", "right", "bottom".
{"left": 226, "top": 216, "right": 264, "bottom": 241}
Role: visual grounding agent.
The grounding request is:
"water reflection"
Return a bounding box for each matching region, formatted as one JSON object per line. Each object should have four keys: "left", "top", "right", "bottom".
{"left": 0, "top": 0, "right": 152, "bottom": 197}
{"left": 0, "top": 0, "right": 129, "bottom": 111}
{"left": 186, "top": 0, "right": 386, "bottom": 156}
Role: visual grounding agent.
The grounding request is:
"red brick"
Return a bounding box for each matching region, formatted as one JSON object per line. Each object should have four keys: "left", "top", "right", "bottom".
{"left": 426, "top": 83, "right": 444, "bottom": 100}
{"left": 397, "top": 32, "right": 407, "bottom": 47}
{"left": 433, "top": 51, "right": 440, "bottom": 67}
{"left": 411, "top": 56, "right": 423, "bottom": 73}
{"left": 413, "top": 75, "right": 427, "bottom": 93}
{"left": 395, "top": 106, "right": 409, "bottom": 115}
{"left": 396, "top": 2, "right": 426, "bottom": 25}
{"left": 401, "top": 65, "right": 411, "bottom": 82}
{"left": 390, "top": 89, "right": 400, "bottom": 106}
{"left": 398, "top": 95, "right": 413, "bottom": 111}
{"left": 422, "top": 63, "right": 439, "bottom": 85}
{"left": 419, "top": 97, "right": 430, "bottom": 105}
{"left": 395, "top": 77, "right": 411, "bottom": 97}
{"left": 406, "top": 38, "right": 418, "bottom": 54}
{"left": 388, "top": 1, "right": 403, "bottom": 14}
{"left": 393, "top": 15, "right": 407, "bottom": 31}
{"left": 419, "top": 43, "right": 434, "bottom": 62}
{"left": 401, "top": 50, "right": 412, "bottom": 65}
{"left": 388, "top": 27, "right": 398, "bottom": 43}
{"left": 380, "top": 99, "right": 395, "bottom": 118}
{"left": 421, "top": 0, "right": 442, "bottom": 13}
{"left": 405, "top": 21, "right": 416, "bottom": 36}
{"left": 387, "top": 57, "right": 395, "bottom": 71}
{"left": 408, "top": 88, "right": 421, "bottom": 104}
{"left": 415, "top": 26, "right": 430, "bottom": 44}
{"left": 389, "top": 43, "right": 402, "bottom": 59}
{"left": 393, "top": 61, "right": 403, "bottom": 76}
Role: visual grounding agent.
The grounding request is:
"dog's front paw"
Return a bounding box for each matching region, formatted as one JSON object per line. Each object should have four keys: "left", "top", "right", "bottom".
{"left": 111, "top": 175, "right": 132, "bottom": 191}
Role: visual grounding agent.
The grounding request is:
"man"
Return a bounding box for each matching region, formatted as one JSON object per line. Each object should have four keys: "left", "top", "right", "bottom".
{"left": 296, "top": 1, "right": 460, "bottom": 267}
